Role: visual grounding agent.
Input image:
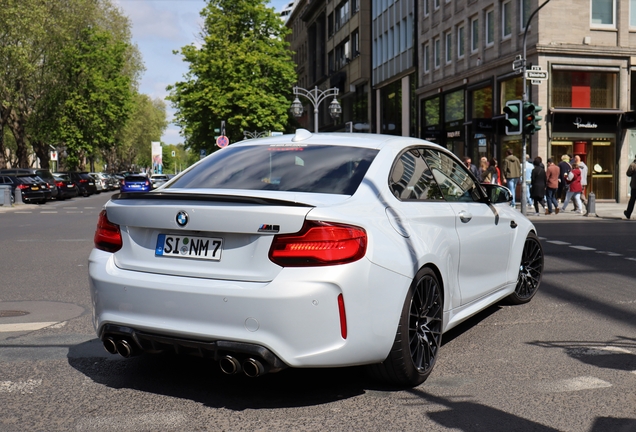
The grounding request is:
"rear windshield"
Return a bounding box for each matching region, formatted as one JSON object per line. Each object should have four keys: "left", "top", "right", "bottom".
{"left": 167, "top": 145, "right": 378, "bottom": 195}
{"left": 126, "top": 175, "right": 148, "bottom": 182}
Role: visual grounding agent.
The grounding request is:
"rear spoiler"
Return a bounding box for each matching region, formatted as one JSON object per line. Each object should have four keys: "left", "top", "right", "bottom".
{"left": 111, "top": 192, "right": 314, "bottom": 208}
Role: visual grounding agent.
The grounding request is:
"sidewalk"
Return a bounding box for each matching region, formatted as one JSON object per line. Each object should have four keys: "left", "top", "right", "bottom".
{"left": 522, "top": 201, "right": 632, "bottom": 221}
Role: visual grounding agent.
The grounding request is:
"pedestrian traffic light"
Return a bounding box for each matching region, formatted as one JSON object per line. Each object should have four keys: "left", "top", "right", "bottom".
{"left": 503, "top": 100, "right": 522, "bottom": 135}
{"left": 523, "top": 102, "right": 543, "bottom": 135}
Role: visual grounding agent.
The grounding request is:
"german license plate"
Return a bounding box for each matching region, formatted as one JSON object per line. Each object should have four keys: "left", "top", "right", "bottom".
{"left": 155, "top": 234, "right": 222, "bottom": 261}
{"left": 32, "top": 186, "right": 39, "bottom": 190}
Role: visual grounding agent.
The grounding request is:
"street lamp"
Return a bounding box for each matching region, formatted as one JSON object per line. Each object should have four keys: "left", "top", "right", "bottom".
{"left": 290, "top": 86, "right": 341, "bottom": 132}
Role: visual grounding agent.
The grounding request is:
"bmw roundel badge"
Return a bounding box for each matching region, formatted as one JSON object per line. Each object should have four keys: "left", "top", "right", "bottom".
{"left": 176, "top": 211, "right": 189, "bottom": 227}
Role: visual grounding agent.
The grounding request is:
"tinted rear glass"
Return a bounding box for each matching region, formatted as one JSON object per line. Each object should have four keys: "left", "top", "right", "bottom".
{"left": 126, "top": 175, "right": 148, "bottom": 182}
{"left": 168, "top": 145, "right": 378, "bottom": 195}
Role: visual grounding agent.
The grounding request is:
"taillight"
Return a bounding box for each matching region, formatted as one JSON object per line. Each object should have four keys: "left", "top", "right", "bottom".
{"left": 80, "top": 179, "right": 88, "bottom": 183}
{"left": 269, "top": 221, "right": 367, "bottom": 267}
{"left": 17, "top": 184, "right": 28, "bottom": 190}
{"left": 94, "top": 210, "right": 122, "bottom": 252}
{"left": 55, "top": 181, "right": 64, "bottom": 188}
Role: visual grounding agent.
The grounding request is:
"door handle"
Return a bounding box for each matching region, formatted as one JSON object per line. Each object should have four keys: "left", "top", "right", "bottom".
{"left": 459, "top": 211, "right": 472, "bottom": 223}
{"left": 510, "top": 220, "right": 518, "bottom": 229}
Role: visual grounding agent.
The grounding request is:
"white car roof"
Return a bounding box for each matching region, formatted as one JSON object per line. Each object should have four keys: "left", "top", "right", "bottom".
{"left": 232, "top": 129, "right": 443, "bottom": 152}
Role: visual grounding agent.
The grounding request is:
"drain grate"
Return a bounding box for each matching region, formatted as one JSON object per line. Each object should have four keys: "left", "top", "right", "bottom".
{"left": 0, "top": 310, "right": 30, "bottom": 318}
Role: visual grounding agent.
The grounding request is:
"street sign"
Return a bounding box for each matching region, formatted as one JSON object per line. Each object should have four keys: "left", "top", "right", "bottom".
{"left": 525, "top": 66, "right": 548, "bottom": 80}
{"left": 216, "top": 135, "right": 229, "bottom": 148}
{"left": 199, "top": 149, "right": 206, "bottom": 160}
{"left": 512, "top": 55, "right": 524, "bottom": 72}
{"left": 50, "top": 151, "right": 58, "bottom": 161}
{"left": 531, "top": 80, "right": 543, "bottom": 86}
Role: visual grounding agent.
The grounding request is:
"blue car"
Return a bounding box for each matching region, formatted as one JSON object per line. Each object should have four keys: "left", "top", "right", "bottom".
{"left": 120, "top": 174, "right": 151, "bottom": 193}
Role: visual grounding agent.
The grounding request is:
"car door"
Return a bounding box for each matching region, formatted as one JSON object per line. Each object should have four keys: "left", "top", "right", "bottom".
{"left": 423, "top": 149, "right": 514, "bottom": 306}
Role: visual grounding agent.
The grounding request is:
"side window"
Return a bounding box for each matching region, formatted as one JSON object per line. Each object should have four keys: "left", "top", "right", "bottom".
{"left": 423, "top": 149, "right": 482, "bottom": 202}
{"left": 389, "top": 148, "right": 444, "bottom": 201}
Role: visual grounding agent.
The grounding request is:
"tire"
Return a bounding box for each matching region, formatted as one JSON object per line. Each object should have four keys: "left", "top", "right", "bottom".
{"left": 368, "top": 267, "right": 443, "bottom": 387}
{"left": 506, "top": 231, "right": 543, "bottom": 305}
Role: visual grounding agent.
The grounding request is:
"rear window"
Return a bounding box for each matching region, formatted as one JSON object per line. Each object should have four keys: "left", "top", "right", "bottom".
{"left": 167, "top": 145, "right": 378, "bottom": 195}
{"left": 126, "top": 175, "right": 148, "bottom": 182}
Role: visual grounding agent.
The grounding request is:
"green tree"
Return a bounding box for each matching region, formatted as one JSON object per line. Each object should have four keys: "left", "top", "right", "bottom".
{"left": 0, "top": 0, "right": 142, "bottom": 170}
{"left": 167, "top": 0, "right": 296, "bottom": 155}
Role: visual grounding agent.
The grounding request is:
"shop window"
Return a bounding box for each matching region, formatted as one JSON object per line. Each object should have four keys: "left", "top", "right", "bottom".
{"left": 500, "top": 77, "right": 523, "bottom": 107}
{"left": 551, "top": 71, "right": 617, "bottom": 109}
{"left": 471, "top": 86, "right": 492, "bottom": 118}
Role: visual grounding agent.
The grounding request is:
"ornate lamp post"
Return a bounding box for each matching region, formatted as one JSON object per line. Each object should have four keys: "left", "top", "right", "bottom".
{"left": 243, "top": 130, "right": 269, "bottom": 139}
{"left": 290, "top": 86, "right": 341, "bottom": 132}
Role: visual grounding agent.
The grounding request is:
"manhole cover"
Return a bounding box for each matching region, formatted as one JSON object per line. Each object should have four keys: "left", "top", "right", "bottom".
{"left": 0, "top": 310, "right": 30, "bottom": 318}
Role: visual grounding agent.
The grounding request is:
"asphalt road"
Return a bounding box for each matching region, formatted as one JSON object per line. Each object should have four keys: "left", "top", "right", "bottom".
{"left": 1, "top": 194, "right": 635, "bottom": 431}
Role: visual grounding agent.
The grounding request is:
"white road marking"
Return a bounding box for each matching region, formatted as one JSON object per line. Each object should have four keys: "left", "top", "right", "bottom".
{"left": 63, "top": 207, "right": 78, "bottom": 209}
{"left": 571, "top": 346, "right": 632, "bottom": 356}
{"left": 0, "top": 322, "right": 58, "bottom": 333}
{"left": 65, "top": 211, "right": 83, "bottom": 213}
{"left": 40, "top": 211, "right": 58, "bottom": 214}
{"left": 537, "top": 376, "right": 611, "bottom": 393}
{"left": 570, "top": 245, "right": 596, "bottom": 251}
{"left": 84, "top": 207, "right": 96, "bottom": 209}
{"left": 0, "top": 379, "right": 42, "bottom": 394}
{"left": 547, "top": 240, "right": 571, "bottom": 245}
{"left": 626, "top": 258, "right": 636, "bottom": 262}
{"left": 76, "top": 412, "right": 187, "bottom": 431}
{"left": 15, "top": 211, "right": 32, "bottom": 214}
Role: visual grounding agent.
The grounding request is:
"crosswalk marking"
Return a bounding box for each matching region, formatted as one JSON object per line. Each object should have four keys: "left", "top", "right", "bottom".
{"left": 536, "top": 376, "right": 611, "bottom": 393}
{"left": 0, "top": 322, "right": 58, "bottom": 332}
{"left": 570, "top": 245, "right": 596, "bottom": 251}
{"left": 0, "top": 379, "right": 42, "bottom": 394}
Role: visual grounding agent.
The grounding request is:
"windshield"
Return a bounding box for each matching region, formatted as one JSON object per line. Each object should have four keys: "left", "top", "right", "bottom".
{"left": 168, "top": 145, "right": 378, "bottom": 195}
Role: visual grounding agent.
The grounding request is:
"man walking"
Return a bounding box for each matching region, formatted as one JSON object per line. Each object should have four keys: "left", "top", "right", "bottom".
{"left": 545, "top": 158, "right": 560, "bottom": 214}
{"left": 503, "top": 149, "right": 521, "bottom": 207}
{"left": 625, "top": 157, "right": 636, "bottom": 220}
{"left": 557, "top": 155, "right": 572, "bottom": 204}
{"left": 463, "top": 156, "right": 480, "bottom": 179}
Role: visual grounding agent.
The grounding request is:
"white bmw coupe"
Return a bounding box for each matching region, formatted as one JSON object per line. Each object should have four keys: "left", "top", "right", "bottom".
{"left": 89, "top": 130, "right": 543, "bottom": 387}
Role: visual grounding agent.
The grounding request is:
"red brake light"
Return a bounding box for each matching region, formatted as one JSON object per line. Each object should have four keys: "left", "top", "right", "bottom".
{"left": 80, "top": 178, "right": 88, "bottom": 183}
{"left": 94, "top": 210, "right": 122, "bottom": 252}
{"left": 17, "top": 184, "right": 28, "bottom": 189}
{"left": 55, "top": 181, "right": 64, "bottom": 188}
{"left": 269, "top": 221, "right": 367, "bottom": 267}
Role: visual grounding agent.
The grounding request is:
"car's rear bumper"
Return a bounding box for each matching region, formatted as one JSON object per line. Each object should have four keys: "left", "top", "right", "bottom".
{"left": 88, "top": 248, "right": 410, "bottom": 367}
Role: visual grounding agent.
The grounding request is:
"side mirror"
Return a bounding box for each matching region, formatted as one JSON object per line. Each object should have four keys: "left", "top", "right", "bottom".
{"left": 481, "top": 184, "right": 512, "bottom": 204}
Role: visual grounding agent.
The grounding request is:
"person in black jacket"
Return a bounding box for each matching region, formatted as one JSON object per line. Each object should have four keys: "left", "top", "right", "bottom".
{"left": 625, "top": 158, "right": 636, "bottom": 219}
{"left": 557, "top": 154, "right": 572, "bottom": 203}
{"left": 531, "top": 157, "right": 547, "bottom": 215}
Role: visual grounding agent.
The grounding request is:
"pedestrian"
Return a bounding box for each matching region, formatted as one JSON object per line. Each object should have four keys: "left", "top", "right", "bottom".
{"left": 530, "top": 157, "right": 547, "bottom": 215}
{"left": 479, "top": 157, "right": 489, "bottom": 179}
{"left": 624, "top": 157, "right": 636, "bottom": 219}
{"left": 545, "top": 157, "right": 560, "bottom": 214}
{"left": 561, "top": 162, "right": 584, "bottom": 214}
{"left": 494, "top": 158, "right": 502, "bottom": 185}
{"left": 574, "top": 155, "right": 588, "bottom": 206}
{"left": 481, "top": 158, "right": 499, "bottom": 184}
{"left": 557, "top": 154, "right": 572, "bottom": 204}
{"left": 463, "top": 156, "right": 480, "bottom": 179}
{"left": 502, "top": 149, "right": 521, "bottom": 207}
{"left": 523, "top": 154, "right": 533, "bottom": 206}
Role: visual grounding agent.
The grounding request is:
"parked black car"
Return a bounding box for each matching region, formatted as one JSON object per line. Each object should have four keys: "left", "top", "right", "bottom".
{"left": 0, "top": 174, "right": 51, "bottom": 204}
{"left": 52, "top": 174, "right": 79, "bottom": 200}
{"left": 56, "top": 172, "right": 97, "bottom": 196}
{"left": 0, "top": 168, "right": 58, "bottom": 200}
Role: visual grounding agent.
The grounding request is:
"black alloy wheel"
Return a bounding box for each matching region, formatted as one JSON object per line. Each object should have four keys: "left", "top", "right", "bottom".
{"left": 507, "top": 231, "right": 543, "bottom": 305}
{"left": 369, "top": 267, "right": 443, "bottom": 387}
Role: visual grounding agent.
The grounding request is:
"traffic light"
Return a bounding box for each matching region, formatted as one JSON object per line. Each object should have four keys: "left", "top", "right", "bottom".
{"left": 523, "top": 102, "right": 543, "bottom": 135}
{"left": 503, "top": 100, "right": 522, "bottom": 135}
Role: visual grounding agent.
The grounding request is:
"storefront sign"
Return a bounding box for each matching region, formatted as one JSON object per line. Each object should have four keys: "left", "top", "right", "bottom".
{"left": 552, "top": 113, "right": 618, "bottom": 134}
{"left": 472, "top": 118, "right": 493, "bottom": 133}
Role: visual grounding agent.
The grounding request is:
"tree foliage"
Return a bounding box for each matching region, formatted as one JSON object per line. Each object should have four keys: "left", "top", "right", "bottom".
{"left": 0, "top": 0, "right": 151, "bottom": 171}
{"left": 167, "top": 0, "right": 297, "bottom": 154}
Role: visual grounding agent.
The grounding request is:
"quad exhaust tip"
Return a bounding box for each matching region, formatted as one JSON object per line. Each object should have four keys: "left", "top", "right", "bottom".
{"left": 219, "top": 355, "right": 242, "bottom": 375}
{"left": 103, "top": 337, "right": 117, "bottom": 355}
{"left": 115, "top": 339, "right": 134, "bottom": 358}
{"left": 242, "top": 358, "right": 266, "bottom": 378}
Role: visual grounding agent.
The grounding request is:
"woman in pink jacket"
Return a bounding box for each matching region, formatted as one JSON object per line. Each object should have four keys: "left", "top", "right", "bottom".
{"left": 561, "top": 162, "right": 583, "bottom": 214}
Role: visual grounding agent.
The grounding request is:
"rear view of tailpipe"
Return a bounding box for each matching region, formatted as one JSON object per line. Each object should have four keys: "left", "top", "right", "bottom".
{"left": 219, "top": 355, "right": 242, "bottom": 375}
{"left": 242, "top": 358, "right": 267, "bottom": 377}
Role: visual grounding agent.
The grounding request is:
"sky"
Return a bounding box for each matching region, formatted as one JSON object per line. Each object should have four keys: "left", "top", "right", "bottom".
{"left": 114, "top": 0, "right": 291, "bottom": 145}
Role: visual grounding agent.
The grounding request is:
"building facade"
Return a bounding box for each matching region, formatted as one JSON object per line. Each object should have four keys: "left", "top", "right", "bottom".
{"left": 287, "top": 0, "right": 372, "bottom": 133}
{"left": 416, "top": 0, "right": 636, "bottom": 202}
{"left": 372, "top": 0, "right": 417, "bottom": 137}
